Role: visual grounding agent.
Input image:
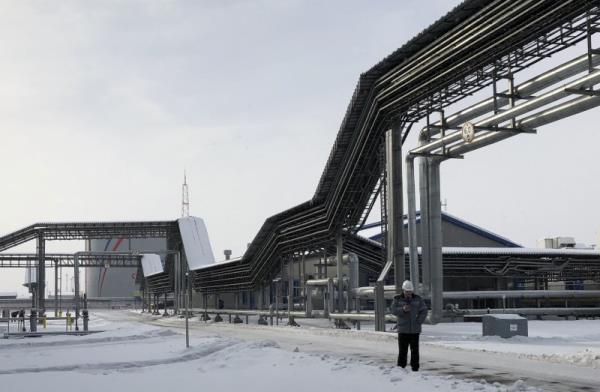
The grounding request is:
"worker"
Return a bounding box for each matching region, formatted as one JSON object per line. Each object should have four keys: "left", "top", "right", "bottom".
{"left": 391, "top": 280, "right": 428, "bottom": 371}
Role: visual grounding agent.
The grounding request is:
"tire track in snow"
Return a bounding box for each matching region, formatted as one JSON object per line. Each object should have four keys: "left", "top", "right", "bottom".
{"left": 0, "top": 338, "right": 236, "bottom": 375}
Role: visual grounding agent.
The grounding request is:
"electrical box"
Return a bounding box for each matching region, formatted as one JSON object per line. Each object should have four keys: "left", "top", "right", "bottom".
{"left": 482, "top": 314, "right": 528, "bottom": 338}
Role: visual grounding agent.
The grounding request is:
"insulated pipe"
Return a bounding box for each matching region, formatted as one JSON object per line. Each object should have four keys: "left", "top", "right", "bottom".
{"left": 451, "top": 308, "right": 600, "bottom": 317}
{"left": 412, "top": 69, "right": 600, "bottom": 154}
{"left": 418, "top": 155, "right": 431, "bottom": 297}
{"left": 385, "top": 127, "right": 405, "bottom": 293}
{"left": 405, "top": 156, "right": 420, "bottom": 293}
{"left": 419, "top": 53, "right": 600, "bottom": 140}
{"left": 329, "top": 312, "right": 397, "bottom": 322}
{"left": 305, "top": 278, "right": 338, "bottom": 287}
{"left": 428, "top": 159, "right": 443, "bottom": 324}
{"left": 448, "top": 95, "right": 600, "bottom": 157}
{"left": 353, "top": 287, "right": 600, "bottom": 300}
{"left": 443, "top": 290, "right": 600, "bottom": 300}
{"left": 322, "top": 253, "right": 360, "bottom": 266}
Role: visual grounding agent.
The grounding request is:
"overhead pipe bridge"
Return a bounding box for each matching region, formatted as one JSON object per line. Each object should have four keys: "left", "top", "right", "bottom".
{"left": 194, "top": 0, "right": 600, "bottom": 295}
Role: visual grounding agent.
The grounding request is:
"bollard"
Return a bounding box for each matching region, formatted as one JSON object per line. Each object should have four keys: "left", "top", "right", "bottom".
{"left": 19, "top": 309, "right": 25, "bottom": 332}
{"left": 66, "top": 311, "right": 73, "bottom": 331}
{"left": 29, "top": 309, "right": 38, "bottom": 333}
{"left": 82, "top": 310, "right": 89, "bottom": 332}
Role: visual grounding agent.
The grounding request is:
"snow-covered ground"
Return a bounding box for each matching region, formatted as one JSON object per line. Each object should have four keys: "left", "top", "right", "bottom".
{"left": 0, "top": 311, "right": 548, "bottom": 392}
{"left": 421, "top": 320, "right": 600, "bottom": 369}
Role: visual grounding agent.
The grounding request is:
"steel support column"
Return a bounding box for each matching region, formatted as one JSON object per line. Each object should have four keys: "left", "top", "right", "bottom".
{"left": 336, "top": 231, "right": 344, "bottom": 312}
{"left": 288, "top": 256, "right": 293, "bottom": 319}
{"left": 54, "top": 260, "right": 59, "bottom": 316}
{"left": 406, "top": 156, "right": 420, "bottom": 293}
{"left": 36, "top": 232, "right": 45, "bottom": 315}
{"left": 428, "top": 159, "right": 443, "bottom": 323}
{"left": 74, "top": 253, "right": 80, "bottom": 330}
{"left": 174, "top": 252, "right": 181, "bottom": 314}
{"left": 418, "top": 157, "right": 431, "bottom": 296}
{"left": 385, "top": 127, "right": 405, "bottom": 293}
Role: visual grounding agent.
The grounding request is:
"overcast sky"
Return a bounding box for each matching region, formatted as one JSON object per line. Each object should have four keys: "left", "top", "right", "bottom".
{"left": 1, "top": 1, "right": 599, "bottom": 297}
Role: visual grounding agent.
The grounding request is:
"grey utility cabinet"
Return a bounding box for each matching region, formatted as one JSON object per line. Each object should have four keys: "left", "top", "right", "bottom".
{"left": 482, "top": 314, "right": 528, "bottom": 338}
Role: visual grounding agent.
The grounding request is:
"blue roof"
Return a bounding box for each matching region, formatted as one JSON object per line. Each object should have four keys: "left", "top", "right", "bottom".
{"left": 364, "top": 211, "right": 521, "bottom": 247}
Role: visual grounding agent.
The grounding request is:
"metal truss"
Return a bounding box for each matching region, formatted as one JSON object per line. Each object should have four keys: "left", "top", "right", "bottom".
{"left": 0, "top": 221, "right": 179, "bottom": 252}
{"left": 444, "top": 255, "right": 600, "bottom": 281}
{"left": 0, "top": 253, "right": 142, "bottom": 268}
{"left": 403, "top": 4, "right": 600, "bottom": 122}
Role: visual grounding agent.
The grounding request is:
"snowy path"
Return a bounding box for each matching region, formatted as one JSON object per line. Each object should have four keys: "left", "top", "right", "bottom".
{"left": 124, "top": 311, "right": 600, "bottom": 392}
{"left": 0, "top": 311, "right": 538, "bottom": 392}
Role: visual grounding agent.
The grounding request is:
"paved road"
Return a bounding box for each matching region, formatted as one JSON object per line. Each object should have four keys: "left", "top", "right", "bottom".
{"left": 106, "top": 311, "right": 599, "bottom": 392}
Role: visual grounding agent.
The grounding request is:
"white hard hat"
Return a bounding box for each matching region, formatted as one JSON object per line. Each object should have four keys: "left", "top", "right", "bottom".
{"left": 402, "top": 280, "right": 414, "bottom": 291}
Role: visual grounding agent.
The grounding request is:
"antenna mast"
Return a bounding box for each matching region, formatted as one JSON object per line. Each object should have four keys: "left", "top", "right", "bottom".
{"left": 182, "top": 171, "right": 190, "bottom": 217}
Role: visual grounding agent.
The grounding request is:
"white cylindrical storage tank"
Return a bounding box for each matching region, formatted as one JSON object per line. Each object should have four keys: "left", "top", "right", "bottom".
{"left": 85, "top": 237, "right": 167, "bottom": 298}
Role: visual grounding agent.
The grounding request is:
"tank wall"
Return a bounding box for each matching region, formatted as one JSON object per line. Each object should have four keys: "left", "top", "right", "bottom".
{"left": 85, "top": 237, "right": 167, "bottom": 298}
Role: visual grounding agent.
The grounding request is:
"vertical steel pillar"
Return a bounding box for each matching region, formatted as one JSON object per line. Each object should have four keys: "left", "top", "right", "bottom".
{"left": 54, "top": 260, "right": 59, "bottom": 316}
{"left": 185, "top": 272, "right": 189, "bottom": 348}
{"left": 187, "top": 264, "right": 193, "bottom": 313}
{"left": 419, "top": 157, "right": 431, "bottom": 296}
{"left": 406, "top": 156, "right": 420, "bottom": 293}
{"left": 322, "top": 250, "right": 327, "bottom": 279}
{"left": 36, "top": 233, "right": 46, "bottom": 315}
{"left": 336, "top": 231, "right": 344, "bottom": 312}
{"left": 374, "top": 281, "right": 385, "bottom": 332}
{"left": 74, "top": 253, "right": 80, "bottom": 330}
{"left": 257, "top": 285, "right": 263, "bottom": 310}
{"left": 174, "top": 252, "right": 180, "bottom": 314}
{"left": 301, "top": 254, "right": 306, "bottom": 302}
{"left": 288, "top": 256, "right": 293, "bottom": 316}
{"left": 375, "top": 259, "right": 393, "bottom": 332}
{"left": 58, "top": 264, "right": 62, "bottom": 314}
{"left": 299, "top": 253, "right": 304, "bottom": 308}
{"left": 428, "top": 159, "right": 443, "bottom": 323}
{"left": 275, "top": 280, "right": 280, "bottom": 326}
{"left": 326, "top": 278, "right": 334, "bottom": 318}
{"left": 149, "top": 287, "right": 153, "bottom": 314}
{"left": 305, "top": 285, "right": 312, "bottom": 317}
{"left": 385, "top": 127, "right": 405, "bottom": 294}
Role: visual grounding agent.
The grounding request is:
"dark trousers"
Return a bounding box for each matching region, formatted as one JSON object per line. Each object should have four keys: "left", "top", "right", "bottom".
{"left": 397, "top": 333, "right": 420, "bottom": 370}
